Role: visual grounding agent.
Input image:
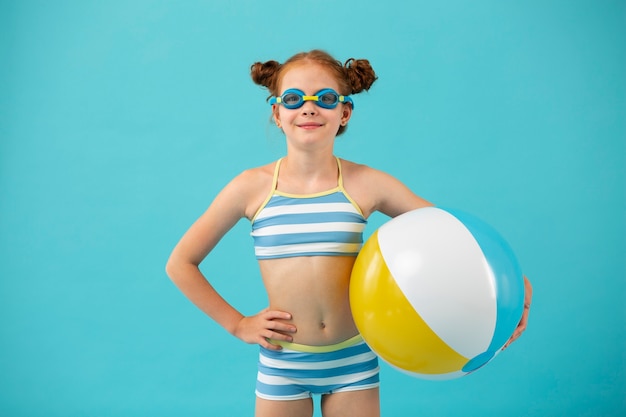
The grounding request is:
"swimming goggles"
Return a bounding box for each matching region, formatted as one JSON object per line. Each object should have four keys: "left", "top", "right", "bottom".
{"left": 269, "top": 88, "right": 354, "bottom": 109}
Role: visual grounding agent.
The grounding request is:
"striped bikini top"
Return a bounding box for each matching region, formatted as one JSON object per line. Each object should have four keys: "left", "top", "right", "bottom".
{"left": 251, "top": 157, "right": 367, "bottom": 260}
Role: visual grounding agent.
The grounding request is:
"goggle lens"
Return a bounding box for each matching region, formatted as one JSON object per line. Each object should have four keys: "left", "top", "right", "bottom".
{"left": 282, "top": 92, "right": 303, "bottom": 107}
{"left": 319, "top": 91, "right": 339, "bottom": 106}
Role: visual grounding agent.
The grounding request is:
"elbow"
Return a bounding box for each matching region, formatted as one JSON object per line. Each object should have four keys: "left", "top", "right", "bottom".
{"left": 165, "top": 256, "right": 179, "bottom": 282}
{"left": 165, "top": 255, "right": 200, "bottom": 286}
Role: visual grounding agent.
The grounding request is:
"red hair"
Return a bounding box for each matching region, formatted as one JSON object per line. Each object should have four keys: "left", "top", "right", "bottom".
{"left": 251, "top": 50, "right": 378, "bottom": 135}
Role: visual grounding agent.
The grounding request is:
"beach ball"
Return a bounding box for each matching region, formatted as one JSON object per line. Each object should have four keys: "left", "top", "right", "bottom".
{"left": 350, "top": 207, "right": 525, "bottom": 380}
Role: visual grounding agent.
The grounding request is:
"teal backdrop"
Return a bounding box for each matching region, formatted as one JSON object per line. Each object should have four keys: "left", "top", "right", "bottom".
{"left": 1, "top": 1, "right": 624, "bottom": 416}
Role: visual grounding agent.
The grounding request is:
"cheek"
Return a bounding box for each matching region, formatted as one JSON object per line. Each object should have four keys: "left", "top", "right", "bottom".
{"left": 278, "top": 108, "right": 299, "bottom": 125}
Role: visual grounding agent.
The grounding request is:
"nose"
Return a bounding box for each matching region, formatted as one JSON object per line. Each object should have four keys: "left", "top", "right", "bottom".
{"left": 300, "top": 100, "right": 317, "bottom": 115}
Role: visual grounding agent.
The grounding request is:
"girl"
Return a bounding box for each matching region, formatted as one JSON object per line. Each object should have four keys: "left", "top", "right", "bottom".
{"left": 166, "top": 50, "right": 532, "bottom": 417}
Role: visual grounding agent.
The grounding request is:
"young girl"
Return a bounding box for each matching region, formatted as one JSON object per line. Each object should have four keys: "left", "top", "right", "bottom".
{"left": 166, "top": 50, "right": 532, "bottom": 417}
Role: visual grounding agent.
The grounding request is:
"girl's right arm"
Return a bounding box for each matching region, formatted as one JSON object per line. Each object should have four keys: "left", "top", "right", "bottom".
{"left": 165, "top": 170, "right": 296, "bottom": 350}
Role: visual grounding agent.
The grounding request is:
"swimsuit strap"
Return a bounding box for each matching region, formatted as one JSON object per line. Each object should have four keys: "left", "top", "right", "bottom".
{"left": 271, "top": 158, "right": 283, "bottom": 191}
{"left": 335, "top": 156, "right": 344, "bottom": 189}
{"left": 250, "top": 158, "right": 283, "bottom": 223}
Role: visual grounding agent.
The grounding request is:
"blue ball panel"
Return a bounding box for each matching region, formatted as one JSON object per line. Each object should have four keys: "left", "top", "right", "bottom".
{"left": 443, "top": 208, "right": 525, "bottom": 351}
{"left": 462, "top": 350, "right": 495, "bottom": 373}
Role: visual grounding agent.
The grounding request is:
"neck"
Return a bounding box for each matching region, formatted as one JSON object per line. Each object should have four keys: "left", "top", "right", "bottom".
{"left": 282, "top": 151, "right": 337, "bottom": 177}
{"left": 277, "top": 152, "right": 339, "bottom": 193}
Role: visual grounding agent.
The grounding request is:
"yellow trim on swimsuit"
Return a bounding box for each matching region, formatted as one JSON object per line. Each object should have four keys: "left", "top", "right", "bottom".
{"left": 268, "top": 334, "right": 364, "bottom": 353}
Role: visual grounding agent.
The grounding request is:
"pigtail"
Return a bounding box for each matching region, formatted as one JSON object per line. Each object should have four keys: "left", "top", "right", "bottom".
{"left": 344, "top": 58, "right": 378, "bottom": 94}
{"left": 250, "top": 60, "right": 282, "bottom": 95}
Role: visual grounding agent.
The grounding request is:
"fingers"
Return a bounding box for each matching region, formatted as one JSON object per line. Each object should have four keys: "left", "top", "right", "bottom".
{"left": 259, "top": 340, "right": 281, "bottom": 350}
{"left": 504, "top": 328, "right": 523, "bottom": 349}
{"left": 266, "top": 314, "right": 297, "bottom": 333}
{"left": 505, "top": 323, "right": 526, "bottom": 348}
{"left": 257, "top": 320, "right": 296, "bottom": 350}
{"left": 260, "top": 309, "right": 296, "bottom": 332}
{"left": 502, "top": 303, "right": 531, "bottom": 349}
{"left": 261, "top": 310, "right": 297, "bottom": 347}
{"left": 259, "top": 337, "right": 286, "bottom": 351}
{"left": 261, "top": 309, "right": 293, "bottom": 321}
{"left": 235, "top": 309, "right": 297, "bottom": 349}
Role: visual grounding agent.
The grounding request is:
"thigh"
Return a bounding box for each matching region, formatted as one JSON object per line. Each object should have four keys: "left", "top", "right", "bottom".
{"left": 255, "top": 397, "right": 313, "bottom": 417}
{"left": 321, "top": 387, "right": 380, "bottom": 417}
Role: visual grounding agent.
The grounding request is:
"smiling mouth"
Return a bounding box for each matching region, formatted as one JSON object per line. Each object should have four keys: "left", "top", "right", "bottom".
{"left": 297, "top": 123, "right": 323, "bottom": 129}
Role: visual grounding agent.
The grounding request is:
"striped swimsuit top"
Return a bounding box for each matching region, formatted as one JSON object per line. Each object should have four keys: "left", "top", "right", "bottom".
{"left": 251, "top": 157, "right": 367, "bottom": 260}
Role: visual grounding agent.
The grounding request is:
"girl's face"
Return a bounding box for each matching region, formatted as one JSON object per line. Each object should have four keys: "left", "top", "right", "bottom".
{"left": 273, "top": 63, "right": 352, "bottom": 151}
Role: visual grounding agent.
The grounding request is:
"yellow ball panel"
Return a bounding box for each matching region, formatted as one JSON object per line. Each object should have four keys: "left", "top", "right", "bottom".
{"left": 351, "top": 231, "right": 470, "bottom": 374}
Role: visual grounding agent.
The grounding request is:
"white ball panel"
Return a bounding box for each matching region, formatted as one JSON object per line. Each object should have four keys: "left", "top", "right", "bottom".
{"left": 378, "top": 207, "right": 497, "bottom": 358}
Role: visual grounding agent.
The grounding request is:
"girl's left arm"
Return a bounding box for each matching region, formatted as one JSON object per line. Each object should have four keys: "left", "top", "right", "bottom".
{"left": 365, "top": 166, "right": 533, "bottom": 347}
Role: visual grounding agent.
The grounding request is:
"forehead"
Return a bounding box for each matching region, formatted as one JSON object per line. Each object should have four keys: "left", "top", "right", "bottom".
{"left": 278, "top": 63, "right": 341, "bottom": 93}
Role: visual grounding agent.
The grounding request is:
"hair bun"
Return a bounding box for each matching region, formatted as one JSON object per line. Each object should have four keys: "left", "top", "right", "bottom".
{"left": 344, "top": 58, "right": 378, "bottom": 94}
{"left": 250, "top": 60, "right": 282, "bottom": 91}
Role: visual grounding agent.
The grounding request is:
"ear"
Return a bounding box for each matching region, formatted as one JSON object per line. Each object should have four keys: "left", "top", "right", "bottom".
{"left": 272, "top": 104, "right": 282, "bottom": 128}
{"left": 341, "top": 104, "right": 353, "bottom": 126}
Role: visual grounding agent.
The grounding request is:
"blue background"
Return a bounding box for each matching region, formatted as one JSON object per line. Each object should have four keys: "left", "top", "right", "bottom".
{"left": 1, "top": 0, "right": 624, "bottom": 416}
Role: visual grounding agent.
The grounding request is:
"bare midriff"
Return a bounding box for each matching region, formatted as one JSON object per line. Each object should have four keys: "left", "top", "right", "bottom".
{"left": 258, "top": 256, "right": 359, "bottom": 347}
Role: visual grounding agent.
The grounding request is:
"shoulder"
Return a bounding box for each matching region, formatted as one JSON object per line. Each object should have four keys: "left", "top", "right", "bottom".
{"left": 339, "top": 158, "right": 399, "bottom": 187}
{"left": 225, "top": 161, "right": 277, "bottom": 219}
{"left": 338, "top": 158, "right": 373, "bottom": 178}
{"left": 234, "top": 162, "right": 275, "bottom": 190}
{"left": 339, "top": 158, "right": 432, "bottom": 218}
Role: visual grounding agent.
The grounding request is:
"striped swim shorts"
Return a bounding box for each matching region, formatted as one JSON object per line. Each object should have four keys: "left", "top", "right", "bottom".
{"left": 255, "top": 335, "right": 380, "bottom": 401}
